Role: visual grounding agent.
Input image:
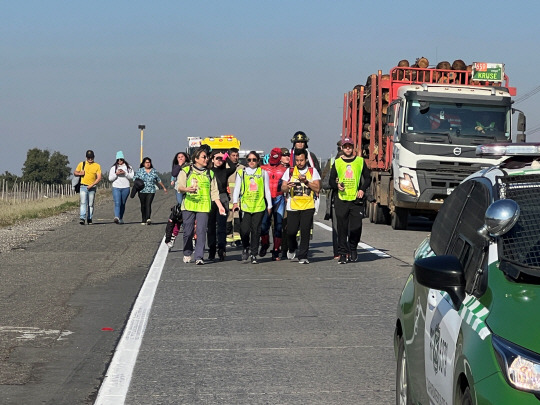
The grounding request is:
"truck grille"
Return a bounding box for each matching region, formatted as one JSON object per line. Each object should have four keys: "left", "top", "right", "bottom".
{"left": 417, "top": 160, "right": 491, "bottom": 189}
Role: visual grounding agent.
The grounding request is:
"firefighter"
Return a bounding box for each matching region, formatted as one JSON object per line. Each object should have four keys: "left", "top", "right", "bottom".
{"left": 328, "top": 137, "right": 371, "bottom": 264}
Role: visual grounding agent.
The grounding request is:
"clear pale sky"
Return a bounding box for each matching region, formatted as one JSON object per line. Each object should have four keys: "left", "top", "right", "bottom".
{"left": 2, "top": 0, "right": 539, "bottom": 175}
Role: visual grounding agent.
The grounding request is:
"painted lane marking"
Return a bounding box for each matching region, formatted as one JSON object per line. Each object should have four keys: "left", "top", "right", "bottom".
{"left": 0, "top": 326, "right": 73, "bottom": 341}
{"left": 94, "top": 237, "right": 168, "bottom": 405}
{"left": 313, "top": 221, "right": 390, "bottom": 258}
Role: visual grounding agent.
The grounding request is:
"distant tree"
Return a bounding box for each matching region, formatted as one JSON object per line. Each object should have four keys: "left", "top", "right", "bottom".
{"left": 21, "top": 148, "right": 71, "bottom": 185}
{"left": 0, "top": 171, "right": 21, "bottom": 186}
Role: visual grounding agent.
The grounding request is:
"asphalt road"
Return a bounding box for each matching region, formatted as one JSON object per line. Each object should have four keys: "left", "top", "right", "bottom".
{"left": 0, "top": 192, "right": 432, "bottom": 404}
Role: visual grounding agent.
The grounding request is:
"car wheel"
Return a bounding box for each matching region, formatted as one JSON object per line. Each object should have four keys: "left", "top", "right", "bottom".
{"left": 396, "top": 335, "right": 412, "bottom": 405}
{"left": 458, "top": 386, "right": 473, "bottom": 405}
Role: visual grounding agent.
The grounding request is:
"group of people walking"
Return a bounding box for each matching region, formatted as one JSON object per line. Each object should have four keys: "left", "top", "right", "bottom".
{"left": 74, "top": 131, "right": 370, "bottom": 266}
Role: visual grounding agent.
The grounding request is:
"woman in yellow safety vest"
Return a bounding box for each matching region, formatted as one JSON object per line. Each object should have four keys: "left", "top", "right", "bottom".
{"left": 177, "top": 147, "right": 226, "bottom": 265}
{"left": 232, "top": 151, "right": 272, "bottom": 264}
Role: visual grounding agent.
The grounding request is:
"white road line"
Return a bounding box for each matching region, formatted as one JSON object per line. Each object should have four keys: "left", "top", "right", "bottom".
{"left": 313, "top": 221, "right": 390, "bottom": 258}
{"left": 94, "top": 237, "right": 169, "bottom": 405}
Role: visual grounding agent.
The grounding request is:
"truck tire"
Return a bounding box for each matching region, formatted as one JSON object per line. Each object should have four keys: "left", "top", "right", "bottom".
{"left": 391, "top": 207, "right": 408, "bottom": 230}
{"left": 373, "top": 203, "right": 388, "bottom": 224}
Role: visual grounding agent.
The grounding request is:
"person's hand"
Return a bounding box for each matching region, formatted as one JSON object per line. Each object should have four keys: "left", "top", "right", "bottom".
{"left": 163, "top": 188, "right": 168, "bottom": 193}
{"left": 287, "top": 181, "right": 296, "bottom": 189}
{"left": 356, "top": 190, "right": 364, "bottom": 198}
{"left": 267, "top": 208, "right": 272, "bottom": 215}
{"left": 186, "top": 186, "right": 197, "bottom": 193}
{"left": 232, "top": 203, "right": 239, "bottom": 212}
{"left": 338, "top": 182, "right": 345, "bottom": 191}
{"left": 170, "top": 181, "right": 175, "bottom": 186}
{"left": 219, "top": 206, "right": 226, "bottom": 216}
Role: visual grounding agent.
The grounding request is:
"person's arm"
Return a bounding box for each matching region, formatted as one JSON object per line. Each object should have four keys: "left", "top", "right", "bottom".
{"left": 108, "top": 166, "right": 117, "bottom": 182}
{"left": 74, "top": 162, "right": 84, "bottom": 177}
{"left": 263, "top": 170, "right": 272, "bottom": 210}
{"left": 359, "top": 165, "right": 371, "bottom": 193}
{"left": 176, "top": 170, "right": 192, "bottom": 193}
{"left": 210, "top": 177, "right": 225, "bottom": 214}
{"left": 232, "top": 172, "right": 242, "bottom": 205}
{"left": 303, "top": 169, "right": 320, "bottom": 194}
{"left": 126, "top": 166, "right": 134, "bottom": 180}
{"left": 328, "top": 163, "right": 338, "bottom": 191}
{"left": 311, "top": 152, "right": 321, "bottom": 174}
{"left": 281, "top": 171, "right": 291, "bottom": 193}
{"left": 171, "top": 164, "right": 182, "bottom": 178}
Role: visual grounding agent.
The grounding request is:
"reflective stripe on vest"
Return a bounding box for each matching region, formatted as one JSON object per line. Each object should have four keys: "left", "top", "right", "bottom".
{"left": 335, "top": 157, "right": 364, "bottom": 201}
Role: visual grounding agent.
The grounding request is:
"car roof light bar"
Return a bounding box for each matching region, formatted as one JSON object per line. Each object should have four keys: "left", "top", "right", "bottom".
{"left": 476, "top": 143, "right": 540, "bottom": 157}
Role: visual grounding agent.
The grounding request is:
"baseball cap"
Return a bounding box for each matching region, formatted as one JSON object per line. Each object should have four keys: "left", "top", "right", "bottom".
{"left": 342, "top": 137, "right": 354, "bottom": 146}
{"left": 269, "top": 147, "right": 282, "bottom": 165}
{"left": 280, "top": 147, "right": 290, "bottom": 156}
{"left": 86, "top": 150, "right": 95, "bottom": 159}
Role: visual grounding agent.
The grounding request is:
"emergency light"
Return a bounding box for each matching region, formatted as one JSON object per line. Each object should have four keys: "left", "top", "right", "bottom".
{"left": 476, "top": 143, "right": 540, "bottom": 157}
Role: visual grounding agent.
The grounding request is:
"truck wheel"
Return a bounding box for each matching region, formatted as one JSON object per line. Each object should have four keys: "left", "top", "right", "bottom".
{"left": 396, "top": 335, "right": 412, "bottom": 405}
{"left": 391, "top": 207, "right": 408, "bottom": 230}
{"left": 373, "top": 204, "right": 388, "bottom": 224}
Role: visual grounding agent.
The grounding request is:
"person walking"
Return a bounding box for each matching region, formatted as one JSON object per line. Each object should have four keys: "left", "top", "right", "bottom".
{"left": 177, "top": 147, "right": 226, "bottom": 265}
{"left": 74, "top": 150, "right": 102, "bottom": 225}
{"left": 260, "top": 147, "right": 288, "bottom": 260}
{"left": 280, "top": 148, "right": 321, "bottom": 264}
{"left": 133, "top": 157, "right": 168, "bottom": 225}
{"left": 232, "top": 151, "right": 272, "bottom": 264}
{"left": 171, "top": 152, "right": 190, "bottom": 204}
{"left": 108, "top": 151, "right": 134, "bottom": 224}
{"left": 225, "top": 147, "right": 243, "bottom": 246}
{"left": 206, "top": 151, "right": 236, "bottom": 261}
{"left": 279, "top": 147, "right": 291, "bottom": 259}
{"left": 329, "top": 137, "right": 371, "bottom": 264}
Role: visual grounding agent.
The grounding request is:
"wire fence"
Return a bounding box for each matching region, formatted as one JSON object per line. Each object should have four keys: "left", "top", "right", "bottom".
{"left": 0, "top": 180, "right": 110, "bottom": 202}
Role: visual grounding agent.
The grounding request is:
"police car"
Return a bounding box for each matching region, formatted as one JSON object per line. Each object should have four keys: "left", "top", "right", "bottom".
{"left": 395, "top": 144, "right": 540, "bottom": 404}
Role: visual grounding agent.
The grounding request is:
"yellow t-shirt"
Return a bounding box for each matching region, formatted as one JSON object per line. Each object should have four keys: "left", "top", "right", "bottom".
{"left": 76, "top": 161, "right": 102, "bottom": 186}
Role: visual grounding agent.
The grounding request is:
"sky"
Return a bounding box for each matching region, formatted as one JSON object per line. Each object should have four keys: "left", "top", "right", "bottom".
{"left": 2, "top": 0, "right": 540, "bottom": 176}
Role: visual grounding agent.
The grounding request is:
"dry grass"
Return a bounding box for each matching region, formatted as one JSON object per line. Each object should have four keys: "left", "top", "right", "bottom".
{"left": 0, "top": 190, "right": 110, "bottom": 228}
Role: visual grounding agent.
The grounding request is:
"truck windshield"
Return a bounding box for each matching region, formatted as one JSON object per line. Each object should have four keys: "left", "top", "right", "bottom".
{"left": 404, "top": 100, "right": 510, "bottom": 141}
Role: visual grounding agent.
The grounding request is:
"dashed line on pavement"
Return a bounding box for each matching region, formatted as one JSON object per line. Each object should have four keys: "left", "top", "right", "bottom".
{"left": 94, "top": 236, "right": 168, "bottom": 405}
{"left": 313, "top": 221, "right": 390, "bottom": 258}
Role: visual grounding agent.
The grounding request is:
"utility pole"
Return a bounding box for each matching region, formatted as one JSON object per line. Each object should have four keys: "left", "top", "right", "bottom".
{"left": 138, "top": 124, "right": 146, "bottom": 163}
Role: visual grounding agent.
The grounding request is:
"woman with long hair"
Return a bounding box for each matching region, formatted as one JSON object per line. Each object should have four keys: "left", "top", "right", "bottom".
{"left": 177, "top": 147, "right": 226, "bottom": 265}
{"left": 171, "top": 152, "right": 190, "bottom": 204}
{"left": 232, "top": 151, "right": 272, "bottom": 264}
{"left": 133, "top": 157, "right": 168, "bottom": 225}
{"left": 108, "top": 150, "right": 134, "bottom": 224}
{"left": 206, "top": 150, "right": 236, "bottom": 261}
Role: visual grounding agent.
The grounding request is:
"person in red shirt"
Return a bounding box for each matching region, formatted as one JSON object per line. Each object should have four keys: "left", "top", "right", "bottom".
{"left": 260, "top": 147, "right": 288, "bottom": 260}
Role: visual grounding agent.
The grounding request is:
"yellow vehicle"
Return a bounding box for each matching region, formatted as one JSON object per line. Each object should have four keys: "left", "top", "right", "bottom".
{"left": 201, "top": 135, "right": 241, "bottom": 152}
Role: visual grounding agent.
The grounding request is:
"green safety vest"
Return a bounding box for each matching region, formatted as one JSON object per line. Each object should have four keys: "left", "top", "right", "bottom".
{"left": 335, "top": 157, "right": 364, "bottom": 201}
{"left": 183, "top": 166, "right": 213, "bottom": 213}
{"left": 240, "top": 167, "right": 266, "bottom": 213}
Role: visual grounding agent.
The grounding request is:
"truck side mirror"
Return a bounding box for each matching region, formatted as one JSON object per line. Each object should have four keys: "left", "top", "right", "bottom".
{"left": 517, "top": 112, "right": 526, "bottom": 132}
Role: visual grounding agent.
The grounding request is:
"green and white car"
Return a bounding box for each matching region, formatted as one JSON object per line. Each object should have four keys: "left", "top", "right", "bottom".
{"left": 395, "top": 144, "right": 540, "bottom": 404}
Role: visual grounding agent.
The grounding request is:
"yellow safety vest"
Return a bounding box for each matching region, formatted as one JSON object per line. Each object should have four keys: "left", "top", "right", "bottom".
{"left": 240, "top": 168, "right": 266, "bottom": 213}
{"left": 289, "top": 167, "right": 315, "bottom": 210}
{"left": 183, "top": 166, "right": 213, "bottom": 213}
{"left": 335, "top": 157, "right": 364, "bottom": 201}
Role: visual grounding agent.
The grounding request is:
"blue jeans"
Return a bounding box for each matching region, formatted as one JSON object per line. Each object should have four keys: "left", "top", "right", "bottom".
{"left": 112, "top": 187, "right": 130, "bottom": 219}
{"left": 175, "top": 191, "right": 184, "bottom": 205}
{"left": 79, "top": 185, "right": 96, "bottom": 220}
{"left": 261, "top": 194, "right": 285, "bottom": 238}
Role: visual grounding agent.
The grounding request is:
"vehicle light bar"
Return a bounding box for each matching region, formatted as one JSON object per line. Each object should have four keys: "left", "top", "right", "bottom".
{"left": 476, "top": 143, "right": 540, "bottom": 157}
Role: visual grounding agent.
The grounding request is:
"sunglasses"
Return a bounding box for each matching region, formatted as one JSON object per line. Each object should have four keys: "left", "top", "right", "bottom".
{"left": 282, "top": 153, "right": 290, "bottom": 157}
{"left": 247, "top": 158, "right": 258, "bottom": 162}
{"left": 214, "top": 156, "right": 223, "bottom": 161}
{"left": 199, "top": 155, "right": 209, "bottom": 160}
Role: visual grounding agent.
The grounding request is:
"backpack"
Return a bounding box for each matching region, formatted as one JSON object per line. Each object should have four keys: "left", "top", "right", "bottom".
{"left": 72, "top": 161, "right": 86, "bottom": 193}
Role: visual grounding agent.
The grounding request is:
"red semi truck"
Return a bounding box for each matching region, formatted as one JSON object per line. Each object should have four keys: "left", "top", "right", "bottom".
{"left": 342, "top": 61, "right": 526, "bottom": 229}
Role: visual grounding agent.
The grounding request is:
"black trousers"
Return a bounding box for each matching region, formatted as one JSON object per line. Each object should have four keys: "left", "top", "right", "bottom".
{"left": 138, "top": 192, "right": 155, "bottom": 222}
{"left": 335, "top": 198, "right": 363, "bottom": 255}
{"left": 207, "top": 201, "right": 228, "bottom": 255}
{"left": 286, "top": 208, "right": 315, "bottom": 260}
{"left": 240, "top": 211, "right": 264, "bottom": 256}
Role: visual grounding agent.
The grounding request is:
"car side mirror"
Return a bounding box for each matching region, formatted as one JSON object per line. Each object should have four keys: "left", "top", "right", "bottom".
{"left": 413, "top": 255, "right": 466, "bottom": 307}
{"left": 478, "top": 199, "right": 520, "bottom": 240}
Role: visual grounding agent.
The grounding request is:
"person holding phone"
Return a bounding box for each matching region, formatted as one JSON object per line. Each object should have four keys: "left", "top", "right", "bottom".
{"left": 232, "top": 151, "right": 272, "bottom": 264}
{"left": 108, "top": 151, "right": 134, "bottom": 224}
{"left": 280, "top": 148, "right": 321, "bottom": 264}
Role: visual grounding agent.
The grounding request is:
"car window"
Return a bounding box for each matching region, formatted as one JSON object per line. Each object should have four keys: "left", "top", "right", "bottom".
{"left": 431, "top": 180, "right": 491, "bottom": 292}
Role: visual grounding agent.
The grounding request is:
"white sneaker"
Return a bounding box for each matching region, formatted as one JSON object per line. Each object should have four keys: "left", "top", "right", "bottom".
{"left": 287, "top": 251, "right": 296, "bottom": 260}
{"left": 167, "top": 241, "right": 174, "bottom": 249}
{"left": 146, "top": 219, "right": 152, "bottom": 225}
{"left": 183, "top": 255, "right": 192, "bottom": 263}
{"left": 113, "top": 217, "right": 119, "bottom": 224}
{"left": 299, "top": 259, "right": 310, "bottom": 264}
